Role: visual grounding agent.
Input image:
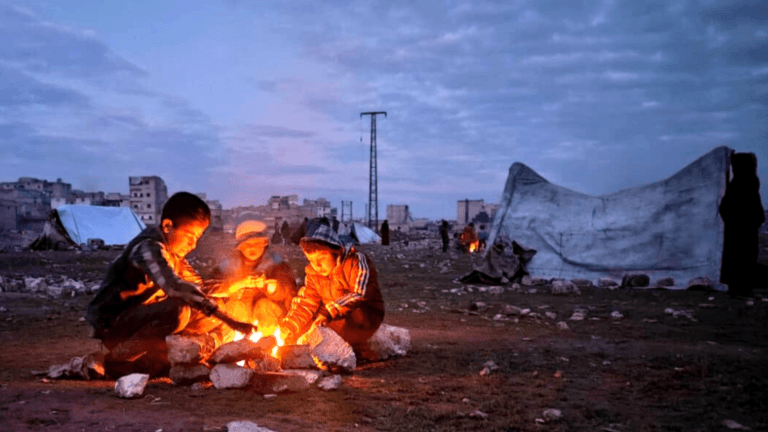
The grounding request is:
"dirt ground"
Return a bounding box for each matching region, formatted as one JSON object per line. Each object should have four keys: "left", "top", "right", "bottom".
{"left": 0, "top": 233, "right": 766, "bottom": 432}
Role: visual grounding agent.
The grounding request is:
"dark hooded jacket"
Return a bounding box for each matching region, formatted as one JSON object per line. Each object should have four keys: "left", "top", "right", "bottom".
{"left": 281, "top": 223, "right": 384, "bottom": 336}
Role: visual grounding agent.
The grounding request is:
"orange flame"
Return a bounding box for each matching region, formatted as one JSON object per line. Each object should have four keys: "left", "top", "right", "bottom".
{"left": 468, "top": 240, "right": 480, "bottom": 253}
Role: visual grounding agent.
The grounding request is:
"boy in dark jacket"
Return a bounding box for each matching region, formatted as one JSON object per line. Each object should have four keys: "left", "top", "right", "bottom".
{"left": 279, "top": 223, "right": 385, "bottom": 354}
{"left": 86, "top": 192, "right": 254, "bottom": 377}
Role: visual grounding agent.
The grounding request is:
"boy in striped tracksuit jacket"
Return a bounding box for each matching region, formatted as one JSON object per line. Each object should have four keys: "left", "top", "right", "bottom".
{"left": 279, "top": 222, "right": 384, "bottom": 354}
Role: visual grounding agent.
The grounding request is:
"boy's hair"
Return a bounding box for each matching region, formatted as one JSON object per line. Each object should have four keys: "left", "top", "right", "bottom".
{"left": 300, "top": 238, "right": 343, "bottom": 257}
{"left": 161, "top": 192, "right": 211, "bottom": 227}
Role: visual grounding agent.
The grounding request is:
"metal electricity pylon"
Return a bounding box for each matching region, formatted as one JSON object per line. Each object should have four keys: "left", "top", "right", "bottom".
{"left": 360, "top": 111, "right": 386, "bottom": 232}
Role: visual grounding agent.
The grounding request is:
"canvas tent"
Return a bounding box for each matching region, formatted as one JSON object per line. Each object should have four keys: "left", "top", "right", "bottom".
{"left": 486, "top": 146, "right": 731, "bottom": 287}
{"left": 30, "top": 205, "right": 146, "bottom": 250}
{"left": 346, "top": 223, "right": 381, "bottom": 245}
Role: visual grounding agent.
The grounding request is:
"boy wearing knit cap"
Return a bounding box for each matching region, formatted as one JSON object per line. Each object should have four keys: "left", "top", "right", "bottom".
{"left": 279, "top": 221, "right": 385, "bottom": 355}
{"left": 210, "top": 219, "right": 298, "bottom": 336}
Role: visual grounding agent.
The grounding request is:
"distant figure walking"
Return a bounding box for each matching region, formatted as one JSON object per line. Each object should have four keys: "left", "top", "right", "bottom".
{"left": 380, "top": 220, "right": 390, "bottom": 246}
{"left": 719, "top": 152, "right": 765, "bottom": 297}
{"left": 280, "top": 221, "right": 291, "bottom": 245}
{"left": 440, "top": 220, "right": 450, "bottom": 253}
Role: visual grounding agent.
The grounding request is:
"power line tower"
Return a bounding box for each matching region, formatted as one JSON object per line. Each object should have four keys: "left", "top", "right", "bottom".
{"left": 360, "top": 111, "right": 387, "bottom": 232}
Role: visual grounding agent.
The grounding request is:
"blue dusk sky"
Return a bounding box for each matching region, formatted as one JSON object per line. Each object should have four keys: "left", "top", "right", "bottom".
{"left": 1, "top": 1, "right": 766, "bottom": 220}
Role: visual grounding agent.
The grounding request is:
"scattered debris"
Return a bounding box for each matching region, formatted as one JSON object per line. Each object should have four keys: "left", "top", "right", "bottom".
{"left": 545, "top": 311, "right": 557, "bottom": 320}
{"left": 317, "top": 374, "right": 343, "bottom": 391}
{"left": 48, "top": 352, "right": 105, "bottom": 380}
{"left": 551, "top": 280, "right": 580, "bottom": 295}
{"left": 597, "top": 278, "right": 620, "bottom": 289}
{"left": 722, "top": 419, "right": 751, "bottom": 430}
{"left": 278, "top": 345, "right": 316, "bottom": 369}
{"left": 479, "top": 360, "right": 499, "bottom": 376}
{"left": 169, "top": 364, "right": 210, "bottom": 386}
{"left": 556, "top": 321, "right": 570, "bottom": 330}
{"left": 209, "top": 364, "right": 254, "bottom": 389}
{"left": 282, "top": 369, "right": 323, "bottom": 386}
{"left": 166, "top": 334, "right": 216, "bottom": 365}
{"left": 252, "top": 372, "right": 311, "bottom": 394}
{"left": 610, "top": 311, "right": 624, "bottom": 319}
{"left": 571, "top": 279, "right": 593, "bottom": 288}
{"left": 208, "top": 336, "right": 274, "bottom": 365}
{"left": 226, "top": 420, "right": 278, "bottom": 432}
{"left": 114, "top": 373, "right": 149, "bottom": 398}
{"left": 543, "top": 408, "right": 562, "bottom": 421}
{"left": 362, "top": 324, "right": 411, "bottom": 361}
{"left": 301, "top": 326, "right": 357, "bottom": 373}
{"left": 469, "top": 410, "right": 489, "bottom": 419}
{"left": 569, "top": 308, "right": 587, "bottom": 321}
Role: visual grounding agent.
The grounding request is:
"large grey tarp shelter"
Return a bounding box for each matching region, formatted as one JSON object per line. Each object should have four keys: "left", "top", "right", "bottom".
{"left": 30, "top": 205, "right": 146, "bottom": 250}
{"left": 486, "top": 146, "right": 730, "bottom": 285}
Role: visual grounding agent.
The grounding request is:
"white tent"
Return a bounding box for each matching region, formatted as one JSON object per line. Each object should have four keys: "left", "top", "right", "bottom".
{"left": 351, "top": 223, "right": 382, "bottom": 244}
{"left": 486, "top": 146, "right": 730, "bottom": 287}
{"left": 31, "top": 205, "right": 146, "bottom": 249}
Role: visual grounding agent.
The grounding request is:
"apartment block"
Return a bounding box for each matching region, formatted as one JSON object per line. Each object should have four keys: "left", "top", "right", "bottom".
{"left": 129, "top": 176, "right": 168, "bottom": 226}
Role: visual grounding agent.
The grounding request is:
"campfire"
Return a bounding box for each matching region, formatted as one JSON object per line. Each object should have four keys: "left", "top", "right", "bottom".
{"left": 232, "top": 321, "right": 285, "bottom": 363}
{"left": 468, "top": 239, "right": 480, "bottom": 253}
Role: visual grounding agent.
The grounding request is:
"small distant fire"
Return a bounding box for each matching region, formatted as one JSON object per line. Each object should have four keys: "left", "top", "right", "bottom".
{"left": 468, "top": 240, "right": 480, "bottom": 253}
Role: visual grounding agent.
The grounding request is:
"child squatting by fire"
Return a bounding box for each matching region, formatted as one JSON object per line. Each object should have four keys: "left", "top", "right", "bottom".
{"left": 86, "top": 192, "right": 256, "bottom": 377}
{"left": 279, "top": 222, "right": 385, "bottom": 358}
{"left": 194, "top": 219, "right": 298, "bottom": 341}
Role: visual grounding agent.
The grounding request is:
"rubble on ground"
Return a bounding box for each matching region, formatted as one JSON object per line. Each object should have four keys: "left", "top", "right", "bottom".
{"left": 300, "top": 326, "right": 357, "bottom": 373}
{"left": 115, "top": 373, "right": 149, "bottom": 398}
{"left": 317, "top": 374, "right": 343, "bottom": 391}
{"left": 362, "top": 324, "right": 411, "bottom": 361}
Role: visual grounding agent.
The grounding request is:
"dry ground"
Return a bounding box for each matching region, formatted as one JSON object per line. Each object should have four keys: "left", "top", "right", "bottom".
{"left": 0, "top": 233, "right": 766, "bottom": 431}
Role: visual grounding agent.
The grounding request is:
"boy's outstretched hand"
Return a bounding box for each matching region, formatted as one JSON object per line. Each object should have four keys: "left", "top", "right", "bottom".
{"left": 212, "top": 308, "right": 257, "bottom": 335}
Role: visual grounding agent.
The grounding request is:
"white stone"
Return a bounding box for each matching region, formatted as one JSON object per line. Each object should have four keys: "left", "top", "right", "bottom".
{"left": 611, "top": 311, "right": 624, "bottom": 319}
{"left": 569, "top": 312, "right": 585, "bottom": 321}
{"left": 226, "top": 421, "right": 277, "bottom": 432}
{"left": 24, "top": 277, "right": 47, "bottom": 292}
{"left": 545, "top": 312, "right": 557, "bottom": 320}
{"left": 543, "top": 408, "right": 562, "bottom": 421}
{"left": 722, "top": 419, "right": 751, "bottom": 430}
{"left": 114, "top": 373, "right": 149, "bottom": 398}
{"left": 302, "top": 327, "right": 356, "bottom": 372}
{"left": 479, "top": 360, "right": 499, "bottom": 376}
{"left": 210, "top": 363, "right": 254, "bottom": 389}
{"left": 363, "top": 324, "right": 411, "bottom": 361}
{"left": 166, "top": 334, "right": 216, "bottom": 365}
{"left": 551, "top": 280, "right": 580, "bottom": 295}
{"left": 317, "top": 374, "right": 343, "bottom": 391}
{"left": 282, "top": 369, "right": 323, "bottom": 385}
{"left": 597, "top": 277, "right": 619, "bottom": 288}
{"left": 500, "top": 305, "right": 522, "bottom": 315}
{"left": 556, "top": 321, "right": 570, "bottom": 330}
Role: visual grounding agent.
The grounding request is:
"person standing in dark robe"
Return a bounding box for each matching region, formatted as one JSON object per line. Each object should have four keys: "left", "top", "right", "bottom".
{"left": 280, "top": 221, "right": 291, "bottom": 245}
{"left": 719, "top": 152, "right": 765, "bottom": 297}
{"left": 440, "top": 220, "right": 450, "bottom": 253}
{"left": 380, "top": 220, "right": 390, "bottom": 245}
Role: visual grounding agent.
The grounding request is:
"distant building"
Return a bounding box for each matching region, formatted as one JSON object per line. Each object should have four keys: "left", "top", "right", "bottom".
{"left": 303, "top": 198, "right": 332, "bottom": 218}
{"left": 0, "top": 199, "right": 18, "bottom": 231}
{"left": 129, "top": 176, "right": 168, "bottom": 226}
{"left": 103, "top": 192, "right": 131, "bottom": 208}
{"left": 387, "top": 204, "right": 410, "bottom": 224}
{"left": 194, "top": 193, "right": 224, "bottom": 231}
{"left": 457, "top": 199, "right": 499, "bottom": 225}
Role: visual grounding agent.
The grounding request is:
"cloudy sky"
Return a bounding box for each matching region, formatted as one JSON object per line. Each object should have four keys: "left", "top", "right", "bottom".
{"left": 1, "top": 1, "right": 766, "bottom": 220}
